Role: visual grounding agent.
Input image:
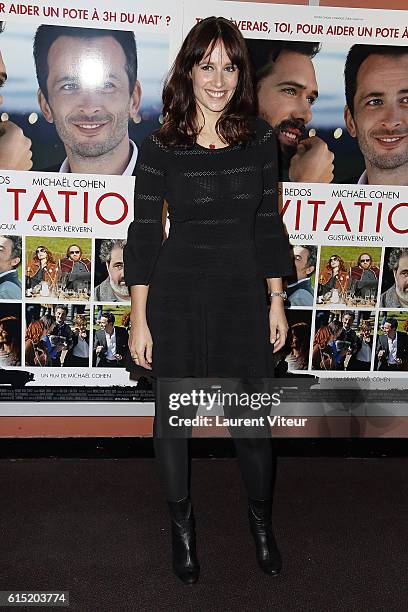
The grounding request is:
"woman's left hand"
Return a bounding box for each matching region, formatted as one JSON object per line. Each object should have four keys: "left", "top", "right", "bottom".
{"left": 269, "top": 304, "right": 288, "bottom": 353}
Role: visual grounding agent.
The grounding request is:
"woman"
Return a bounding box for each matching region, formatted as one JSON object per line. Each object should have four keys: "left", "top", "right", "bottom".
{"left": 312, "top": 320, "right": 344, "bottom": 370}
{"left": 26, "top": 245, "right": 58, "bottom": 295}
{"left": 318, "top": 254, "right": 348, "bottom": 299}
{"left": 285, "top": 321, "right": 310, "bottom": 371}
{"left": 25, "top": 319, "right": 50, "bottom": 367}
{"left": 0, "top": 316, "right": 21, "bottom": 366}
{"left": 124, "top": 17, "right": 292, "bottom": 584}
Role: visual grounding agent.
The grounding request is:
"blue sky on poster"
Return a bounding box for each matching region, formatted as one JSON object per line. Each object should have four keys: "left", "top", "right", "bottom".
{"left": 0, "top": 21, "right": 168, "bottom": 114}
{"left": 311, "top": 41, "right": 349, "bottom": 130}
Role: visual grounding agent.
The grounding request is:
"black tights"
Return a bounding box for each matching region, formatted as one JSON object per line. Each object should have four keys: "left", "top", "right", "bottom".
{"left": 153, "top": 423, "right": 275, "bottom": 502}
{"left": 152, "top": 378, "right": 276, "bottom": 501}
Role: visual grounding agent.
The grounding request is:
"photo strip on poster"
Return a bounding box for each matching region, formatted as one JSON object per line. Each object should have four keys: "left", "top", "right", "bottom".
{"left": 0, "top": 0, "right": 407, "bottom": 417}
{"left": 183, "top": 1, "right": 408, "bottom": 382}
{"left": 0, "top": 0, "right": 183, "bottom": 405}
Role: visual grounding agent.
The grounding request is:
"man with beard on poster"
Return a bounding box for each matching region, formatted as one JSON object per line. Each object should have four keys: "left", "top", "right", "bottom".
{"left": 380, "top": 248, "right": 408, "bottom": 308}
{"left": 350, "top": 252, "right": 380, "bottom": 299}
{"left": 246, "top": 38, "right": 334, "bottom": 182}
{"left": 94, "top": 239, "right": 129, "bottom": 302}
{"left": 58, "top": 244, "right": 91, "bottom": 294}
{"left": 344, "top": 44, "right": 408, "bottom": 186}
{"left": 0, "top": 22, "right": 33, "bottom": 171}
{"left": 33, "top": 25, "right": 141, "bottom": 175}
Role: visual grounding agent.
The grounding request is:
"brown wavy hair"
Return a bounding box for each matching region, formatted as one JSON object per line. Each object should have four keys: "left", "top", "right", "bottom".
{"left": 325, "top": 254, "right": 346, "bottom": 273}
{"left": 290, "top": 322, "right": 311, "bottom": 360}
{"left": 32, "top": 245, "right": 57, "bottom": 265}
{"left": 158, "top": 16, "right": 255, "bottom": 147}
{"left": 0, "top": 316, "right": 21, "bottom": 362}
{"left": 26, "top": 320, "right": 45, "bottom": 343}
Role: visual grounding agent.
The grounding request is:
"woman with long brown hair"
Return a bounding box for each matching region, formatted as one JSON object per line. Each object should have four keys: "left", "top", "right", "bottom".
{"left": 26, "top": 245, "right": 58, "bottom": 295}
{"left": 25, "top": 319, "right": 50, "bottom": 367}
{"left": 0, "top": 316, "right": 21, "bottom": 366}
{"left": 125, "top": 16, "right": 292, "bottom": 584}
{"left": 285, "top": 321, "right": 311, "bottom": 371}
{"left": 318, "top": 254, "right": 349, "bottom": 298}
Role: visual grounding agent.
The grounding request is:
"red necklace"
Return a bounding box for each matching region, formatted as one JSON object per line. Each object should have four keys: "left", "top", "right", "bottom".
{"left": 209, "top": 144, "right": 216, "bottom": 149}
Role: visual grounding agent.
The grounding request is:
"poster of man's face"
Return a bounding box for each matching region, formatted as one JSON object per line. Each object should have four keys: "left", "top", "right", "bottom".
{"left": 94, "top": 238, "right": 129, "bottom": 303}
{"left": 246, "top": 38, "right": 408, "bottom": 184}
{"left": 380, "top": 248, "right": 408, "bottom": 309}
{"left": 285, "top": 244, "right": 317, "bottom": 307}
{"left": 35, "top": 26, "right": 141, "bottom": 174}
{"left": 247, "top": 41, "right": 318, "bottom": 159}
{"left": 344, "top": 46, "right": 408, "bottom": 187}
{"left": 0, "top": 22, "right": 168, "bottom": 173}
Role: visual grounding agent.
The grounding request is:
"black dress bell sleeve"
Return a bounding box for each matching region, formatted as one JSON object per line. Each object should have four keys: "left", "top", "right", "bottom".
{"left": 124, "top": 135, "right": 166, "bottom": 286}
{"left": 254, "top": 123, "right": 293, "bottom": 279}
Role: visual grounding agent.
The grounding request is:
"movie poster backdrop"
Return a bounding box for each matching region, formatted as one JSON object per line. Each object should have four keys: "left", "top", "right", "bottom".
{"left": 0, "top": 0, "right": 407, "bottom": 423}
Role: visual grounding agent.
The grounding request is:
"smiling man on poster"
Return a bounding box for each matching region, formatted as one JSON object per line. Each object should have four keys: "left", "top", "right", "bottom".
{"left": 33, "top": 25, "right": 141, "bottom": 175}
{"left": 246, "top": 38, "right": 334, "bottom": 183}
{"left": 344, "top": 44, "right": 408, "bottom": 186}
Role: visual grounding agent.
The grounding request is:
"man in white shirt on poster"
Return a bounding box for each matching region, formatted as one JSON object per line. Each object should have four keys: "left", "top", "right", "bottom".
{"left": 376, "top": 317, "right": 408, "bottom": 371}
{"left": 93, "top": 311, "right": 128, "bottom": 367}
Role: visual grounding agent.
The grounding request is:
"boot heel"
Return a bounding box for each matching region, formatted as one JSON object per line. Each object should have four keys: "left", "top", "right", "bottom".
{"left": 167, "top": 496, "right": 200, "bottom": 584}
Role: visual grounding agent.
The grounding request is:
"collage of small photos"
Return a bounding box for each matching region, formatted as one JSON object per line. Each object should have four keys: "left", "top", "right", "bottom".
{"left": 281, "top": 244, "right": 408, "bottom": 374}
{"left": 1, "top": 234, "right": 408, "bottom": 375}
{"left": 0, "top": 235, "right": 132, "bottom": 370}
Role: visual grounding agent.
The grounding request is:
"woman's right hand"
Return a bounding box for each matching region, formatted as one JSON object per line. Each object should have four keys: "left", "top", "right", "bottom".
{"left": 129, "top": 320, "right": 153, "bottom": 370}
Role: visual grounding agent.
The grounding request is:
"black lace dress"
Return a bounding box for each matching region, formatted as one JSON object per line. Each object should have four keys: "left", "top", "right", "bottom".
{"left": 124, "top": 117, "right": 292, "bottom": 379}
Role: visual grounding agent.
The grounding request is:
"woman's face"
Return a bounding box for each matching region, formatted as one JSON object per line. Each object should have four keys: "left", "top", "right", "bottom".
{"left": 290, "top": 332, "right": 299, "bottom": 349}
{"left": 329, "top": 255, "right": 339, "bottom": 269}
{"left": 191, "top": 41, "right": 239, "bottom": 118}
{"left": 36, "top": 247, "right": 48, "bottom": 261}
{"left": 0, "top": 324, "right": 10, "bottom": 343}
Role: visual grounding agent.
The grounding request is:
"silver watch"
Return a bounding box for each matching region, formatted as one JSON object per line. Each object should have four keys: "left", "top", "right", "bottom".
{"left": 269, "top": 290, "right": 287, "bottom": 300}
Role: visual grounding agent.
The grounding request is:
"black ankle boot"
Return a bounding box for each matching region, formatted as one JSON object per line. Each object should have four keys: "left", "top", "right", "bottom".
{"left": 167, "top": 496, "right": 200, "bottom": 584}
{"left": 248, "top": 497, "right": 282, "bottom": 576}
